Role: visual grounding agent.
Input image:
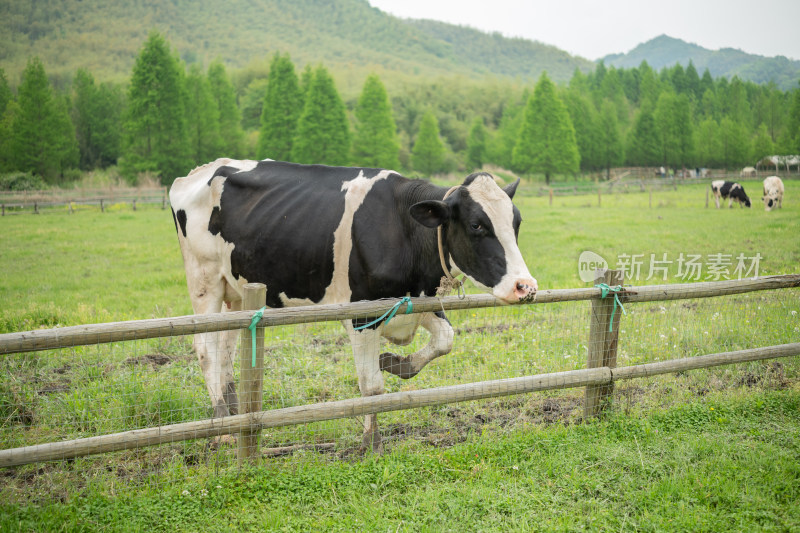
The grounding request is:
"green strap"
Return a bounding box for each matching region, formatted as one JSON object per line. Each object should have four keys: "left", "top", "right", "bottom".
{"left": 248, "top": 306, "right": 267, "bottom": 367}
{"left": 354, "top": 296, "right": 413, "bottom": 331}
{"left": 594, "top": 283, "right": 626, "bottom": 332}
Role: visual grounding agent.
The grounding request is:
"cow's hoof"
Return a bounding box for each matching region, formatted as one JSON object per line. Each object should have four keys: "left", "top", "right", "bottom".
{"left": 207, "top": 434, "right": 237, "bottom": 450}
{"left": 379, "top": 352, "right": 419, "bottom": 379}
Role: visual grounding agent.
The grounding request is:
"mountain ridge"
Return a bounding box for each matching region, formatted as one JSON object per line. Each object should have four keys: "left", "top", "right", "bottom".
{"left": 601, "top": 34, "right": 800, "bottom": 89}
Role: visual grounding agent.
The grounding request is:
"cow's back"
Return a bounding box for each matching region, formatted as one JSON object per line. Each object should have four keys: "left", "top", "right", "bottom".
{"left": 170, "top": 159, "right": 404, "bottom": 308}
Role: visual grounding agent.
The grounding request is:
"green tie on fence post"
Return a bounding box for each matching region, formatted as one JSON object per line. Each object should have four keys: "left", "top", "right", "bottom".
{"left": 239, "top": 283, "right": 267, "bottom": 465}
{"left": 585, "top": 269, "right": 624, "bottom": 418}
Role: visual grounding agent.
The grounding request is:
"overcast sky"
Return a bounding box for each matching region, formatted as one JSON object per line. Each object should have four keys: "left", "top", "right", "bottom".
{"left": 368, "top": 0, "right": 800, "bottom": 61}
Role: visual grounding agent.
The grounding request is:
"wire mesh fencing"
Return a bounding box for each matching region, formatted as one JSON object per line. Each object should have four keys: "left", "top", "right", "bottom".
{"left": 1, "top": 275, "right": 798, "bottom": 502}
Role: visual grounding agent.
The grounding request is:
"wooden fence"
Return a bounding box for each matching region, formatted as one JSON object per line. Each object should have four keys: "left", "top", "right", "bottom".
{"left": 0, "top": 273, "right": 798, "bottom": 468}
{"left": 0, "top": 187, "right": 168, "bottom": 215}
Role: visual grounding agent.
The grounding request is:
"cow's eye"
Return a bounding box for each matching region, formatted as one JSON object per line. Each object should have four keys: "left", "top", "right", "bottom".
{"left": 470, "top": 223, "right": 482, "bottom": 231}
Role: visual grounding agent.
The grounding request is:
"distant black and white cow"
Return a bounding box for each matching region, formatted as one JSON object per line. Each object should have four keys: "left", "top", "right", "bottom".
{"left": 711, "top": 180, "right": 751, "bottom": 208}
{"left": 169, "top": 159, "right": 537, "bottom": 449}
{"left": 761, "top": 176, "right": 784, "bottom": 211}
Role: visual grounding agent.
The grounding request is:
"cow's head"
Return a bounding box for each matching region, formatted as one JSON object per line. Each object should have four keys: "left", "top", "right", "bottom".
{"left": 409, "top": 173, "right": 537, "bottom": 303}
{"left": 762, "top": 195, "right": 776, "bottom": 211}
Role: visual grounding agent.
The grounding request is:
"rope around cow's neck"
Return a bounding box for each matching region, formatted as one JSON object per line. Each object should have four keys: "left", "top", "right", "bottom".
{"left": 437, "top": 186, "right": 466, "bottom": 298}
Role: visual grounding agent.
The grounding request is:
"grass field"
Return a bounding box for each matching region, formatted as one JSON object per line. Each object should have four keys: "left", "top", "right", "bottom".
{"left": 1, "top": 177, "right": 799, "bottom": 531}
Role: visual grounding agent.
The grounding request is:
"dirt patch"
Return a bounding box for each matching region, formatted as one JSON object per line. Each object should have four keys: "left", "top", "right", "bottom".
{"left": 456, "top": 324, "right": 513, "bottom": 335}
{"left": 123, "top": 354, "right": 173, "bottom": 370}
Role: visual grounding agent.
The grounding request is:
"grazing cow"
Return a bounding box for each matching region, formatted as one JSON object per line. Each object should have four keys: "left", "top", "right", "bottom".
{"left": 761, "top": 176, "right": 784, "bottom": 211}
{"left": 169, "top": 159, "right": 537, "bottom": 450}
{"left": 711, "top": 180, "right": 751, "bottom": 208}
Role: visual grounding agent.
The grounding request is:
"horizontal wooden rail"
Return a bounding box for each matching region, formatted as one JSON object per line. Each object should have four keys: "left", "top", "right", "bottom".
{"left": 1, "top": 342, "right": 798, "bottom": 468}
{"left": 1, "top": 274, "right": 798, "bottom": 355}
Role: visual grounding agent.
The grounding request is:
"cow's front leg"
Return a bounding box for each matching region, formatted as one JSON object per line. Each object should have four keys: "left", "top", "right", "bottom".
{"left": 380, "top": 311, "right": 454, "bottom": 379}
{"left": 345, "top": 320, "right": 384, "bottom": 452}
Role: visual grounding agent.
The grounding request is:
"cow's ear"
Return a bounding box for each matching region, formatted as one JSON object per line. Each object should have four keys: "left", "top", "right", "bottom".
{"left": 409, "top": 201, "right": 451, "bottom": 228}
{"left": 502, "top": 178, "right": 520, "bottom": 199}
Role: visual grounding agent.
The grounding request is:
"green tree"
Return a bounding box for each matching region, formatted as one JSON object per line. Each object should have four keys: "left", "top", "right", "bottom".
{"left": 185, "top": 64, "right": 222, "bottom": 163}
{"left": 626, "top": 104, "right": 660, "bottom": 166}
{"left": 258, "top": 53, "right": 303, "bottom": 160}
{"left": 718, "top": 117, "right": 751, "bottom": 169}
{"left": 751, "top": 124, "right": 775, "bottom": 165}
{"left": 0, "top": 69, "right": 14, "bottom": 168}
{"left": 71, "top": 69, "right": 123, "bottom": 169}
{"left": 351, "top": 74, "right": 400, "bottom": 169}
{"left": 564, "top": 89, "right": 599, "bottom": 171}
{"left": 10, "top": 57, "right": 78, "bottom": 182}
{"left": 291, "top": 65, "right": 350, "bottom": 165}
{"left": 121, "top": 32, "right": 191, "bottom": 184}
{"left": 597, "top": 100, "right": 624, "bottom": 180}
{"left": 694, "top": 118, "right": 721, "bottom": 167}
{"left": 466, "top": 117, "right": 487, "bottom": 170}
{"left": 207, "top": 60, "right": 244, "bottom": 157}
{"left": 512, "top": 73, "right": 579, "bottom": 184}
{"left": 653, "top": 90, "right": 693, "bottom": 168}
{"left": 411, "top": 110, "right": 445, "bottom": 175}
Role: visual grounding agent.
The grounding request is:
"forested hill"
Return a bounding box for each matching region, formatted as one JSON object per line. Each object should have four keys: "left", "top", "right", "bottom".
{"left": 0, "top": 0, "right": 593, "bottom": 87}
{"left": 602, "top": 35, "right": 800, "bottom": 90}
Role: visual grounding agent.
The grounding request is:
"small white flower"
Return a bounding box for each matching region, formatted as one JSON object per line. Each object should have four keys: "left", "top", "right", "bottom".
{"left": 512, "top": 465, "right": 519, "bottom": 470}
{"left": 791, "top": 310, "right": 798, "bottom": 317}
{"left": 182, "top": 490, "right": 190, "bottom": 496}
{"left": 660, "top": 334, "right": 666, "bottom": 339}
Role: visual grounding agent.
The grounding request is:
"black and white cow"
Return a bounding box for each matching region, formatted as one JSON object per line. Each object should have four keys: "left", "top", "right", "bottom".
{"left": 169, "top": 159, "right": 537, "bottom": 449}
{"left": 761, "top": 176, "right": 784, "bottom": 211}
{"left": 711, "top": 180, "right": 751, "bottom": 208}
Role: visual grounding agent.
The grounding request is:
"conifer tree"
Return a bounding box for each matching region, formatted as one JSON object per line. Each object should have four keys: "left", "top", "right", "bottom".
{"left": 72, "top": 69, "right": 123, "bottom": 169}
{"left": 411, "top": 110, "right": 445, "bottom": 175}
{"left": 512, "top": 72, "right": 579, "bottom": 184}
{"left": 597, "top": 100, "right": 624, "bottom": 179}
{"left": 208, "top": 60, "right": 244, "bottom": 157}
{"left": 352, "top": 74, "right": 400, "bottom": 169}
{"left": 626, "top": 104, "right": 660, "bottom": 166}
{"left": 291, "top": 65, "right": 350, "bottom": 165}
{"left": 258, "top": 53, "right": 303, "bottom": 160}
{"left": 10, "top": 57, "right": 78, "bottom": 182}
{"left": 0, "top": 69, "right": 14, "bottom": 168}
{"left": 466, "top": 117, "right": 487, "bottom": 170}
{"left": 186, "top": 64, "right": 222, "bottom": 163}
{"left": 121, "top": 32, "right": 191, "bottom": 184}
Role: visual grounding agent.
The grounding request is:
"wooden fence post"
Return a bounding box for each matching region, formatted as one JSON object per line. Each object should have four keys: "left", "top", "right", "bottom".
{"left": 705, "top": 187, "right": 709, "bottom": 208}
{"left": 549, "top": 188, "right": 553, "bottom": 207}
{"left": 597, "top": 188, "right": 601, "bottom": 207}
{"left": 585, "top": 269, "right": 624, "bottom": 418}
{"left": 238, "top": 283, "right": 267, "bottom": 465}
{"left": 100, "top": 199, "right": 104, "bottom": 213}
{"left": 132, "top": 199, "right": 137, "bottom": 211}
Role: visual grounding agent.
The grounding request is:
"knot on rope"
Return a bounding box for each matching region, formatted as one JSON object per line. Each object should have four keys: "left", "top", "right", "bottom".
{"left": 594, "top": 283, "right": 627, "bottom": 332}
{"left": 354, "top": 296, "right": 413, "bottom": 331}
{"left": 248, "top": 306, "right": 267, "bottom": 367}
{"left": 436, "top": 275, "right": 465, "bottom": 299}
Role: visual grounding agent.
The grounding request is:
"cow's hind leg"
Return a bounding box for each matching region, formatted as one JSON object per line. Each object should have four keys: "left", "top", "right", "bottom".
{"left": 190, "top": 281, "right": 240, "bottom": 418}
{"left": 379, "top": 312, "right": 454, "bottom": 379}
{"left": 345, "top": 320, "right": 384, "bottom": 452}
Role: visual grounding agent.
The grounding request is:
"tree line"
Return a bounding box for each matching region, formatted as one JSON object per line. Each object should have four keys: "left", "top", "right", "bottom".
{"left": 1, "top": 31, "right": 799, "bottom": 187}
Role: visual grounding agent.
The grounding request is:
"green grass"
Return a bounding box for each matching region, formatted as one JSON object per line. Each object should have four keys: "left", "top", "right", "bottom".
{"left": 1, "top": 390, "right": 798, "bottom": 531}
{"left": 0, "top": 179, "right": 799, "bottom": 529}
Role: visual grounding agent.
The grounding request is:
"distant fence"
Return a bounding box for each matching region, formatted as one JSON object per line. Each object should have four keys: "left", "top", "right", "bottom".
{"left": 534, "top": 169, "right": 798, "bottom": 203}
{"left": 1, "top": 273, "right": 798, "bottom": 468}
{"left": 0, "top": 187, "right": 168, "bottom": 215}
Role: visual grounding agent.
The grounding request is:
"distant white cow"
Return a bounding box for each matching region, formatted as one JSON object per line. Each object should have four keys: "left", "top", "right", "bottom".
{"left": 761, "top": 176, "right": 784, "bottom": 211}
{"left": 741, "top": 166, "right": 757, "bottom": 177}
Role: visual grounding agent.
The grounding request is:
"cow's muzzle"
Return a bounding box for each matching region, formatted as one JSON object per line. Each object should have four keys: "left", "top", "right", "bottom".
{"left": 500, "top": 277, "right": 537, "bottom": 303}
